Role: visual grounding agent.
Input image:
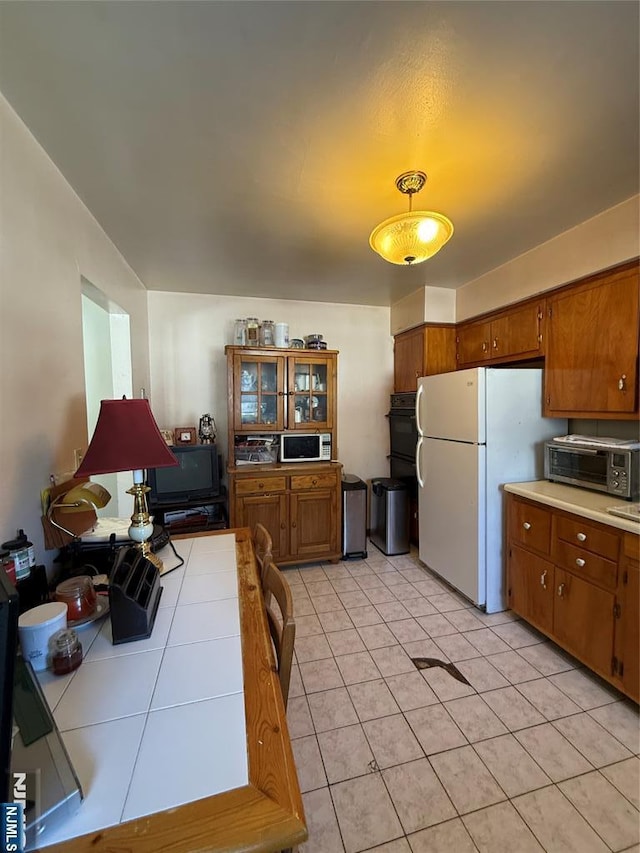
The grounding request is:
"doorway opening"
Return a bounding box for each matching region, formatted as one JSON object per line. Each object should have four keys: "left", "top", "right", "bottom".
{"left": 81, "top": 278, "right": 132, "bottom": 518}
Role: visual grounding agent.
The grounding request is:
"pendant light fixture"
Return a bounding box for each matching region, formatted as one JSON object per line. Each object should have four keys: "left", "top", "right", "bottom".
{"left": 369, "top": 171, "right": 454, "bottom": 265}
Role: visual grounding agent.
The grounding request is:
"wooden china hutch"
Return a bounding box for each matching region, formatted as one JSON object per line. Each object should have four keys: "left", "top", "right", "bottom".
{"left": 225, "top": 345, "right": 342, "bottom": 565}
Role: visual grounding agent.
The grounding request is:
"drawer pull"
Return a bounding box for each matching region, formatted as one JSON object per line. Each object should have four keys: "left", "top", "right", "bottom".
{"left": 522, "top": 522, "right": 531, "bottom": 530}
{"left": 575, "top": 558, "right": 586, "bottom": 568}
{"left": 258, "top": 482, "right": 264, "bottom": 489}
{"left": 557, "top": 583, "right": 566, "bottom": 598}
{"left": 576, "top": 532, "right": 587, "bottom": 542}
{"left": 540, "top": 570, "right": 547, "bottom": 589}
{"left": 312, "top": 478, "right": 318, "bottom": 486}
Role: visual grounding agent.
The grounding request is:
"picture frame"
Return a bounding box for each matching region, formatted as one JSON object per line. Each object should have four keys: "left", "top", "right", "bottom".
{"left": 160, "top": 429, "right": 174, "bottom": 446}
{"left": 174, "top": 427, "right": 197, "bottom": 446}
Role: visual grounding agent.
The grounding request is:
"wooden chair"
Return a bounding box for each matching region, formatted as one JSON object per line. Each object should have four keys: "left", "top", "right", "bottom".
{"left": 262, "top": 558, "right": 295, "bottom": 709}
{"left": 252, "top": 522, "right": 273, "bottom": 581}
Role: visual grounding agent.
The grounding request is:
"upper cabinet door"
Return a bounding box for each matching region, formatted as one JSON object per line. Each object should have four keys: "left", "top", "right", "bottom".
{"left": 490, "top": 301, "right": 544, "bottom": 360}
{"left": 544, "top": 265, "right": 639, "bottom": 417}
{"left": 456, "top": 320, "right": 491, "bottom": 366}
{"left": 232, "top": 353, "right": 286, "bottom": 431}
{"left": 288, "top": 354, "right": 336, "bottom": 431}
{"left": 394, "top": 325, "right": 457, "bottom": 391}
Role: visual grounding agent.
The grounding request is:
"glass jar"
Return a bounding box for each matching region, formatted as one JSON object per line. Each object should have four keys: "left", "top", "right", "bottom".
{"left": 0, "top": 550, "right": 16, "bottom": 584}
{"left": 50, "top": 628, "right": 83, "bottom": 675}
{"left": 246, "top": 317, "right": 259, "bottom": 346}
{"left": 260, "top": 320, "right": 275, "bottom": 347}
{"left": 233, "top": 319, "right": 247, "bottom": 346}
{"left": 54, "top": 576, "right": 97, "bottom": 622}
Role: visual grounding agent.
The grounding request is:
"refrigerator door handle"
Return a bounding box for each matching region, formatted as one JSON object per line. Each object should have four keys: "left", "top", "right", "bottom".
{"left": 416, "top": 436, "right": 424, "bottom": 488}
{"left": 415, "top": 383, "right": 424, "bottom": 436}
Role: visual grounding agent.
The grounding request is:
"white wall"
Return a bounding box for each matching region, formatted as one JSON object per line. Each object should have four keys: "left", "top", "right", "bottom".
{"left": 456, "top": 196, "right": 640, "bottom": 321}
{"left": 390, "top": 286, "right": 457, "bottom": 335}
{"left": 0, "top": 94, "right": 150, "bottom": 572}
{"left": 147, "top": 294, "right": 393, "bottom": 487}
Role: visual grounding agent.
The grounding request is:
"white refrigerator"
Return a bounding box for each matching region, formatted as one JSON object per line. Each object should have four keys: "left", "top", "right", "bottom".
{"left": 416, "top": 367, "right": 566, "bottom": 613}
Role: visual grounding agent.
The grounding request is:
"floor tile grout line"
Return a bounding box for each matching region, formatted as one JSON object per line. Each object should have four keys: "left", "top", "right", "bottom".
{"left": 286, "top": 551, "right": 639, "bottom": 853}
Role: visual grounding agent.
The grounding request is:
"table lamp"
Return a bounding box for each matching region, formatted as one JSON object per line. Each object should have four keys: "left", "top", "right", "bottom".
{"left": 74, "top": 398, "right": 178, "bottom": 571}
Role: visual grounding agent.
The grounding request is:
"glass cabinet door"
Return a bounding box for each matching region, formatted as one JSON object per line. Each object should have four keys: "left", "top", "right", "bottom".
{"left": 289, "top": 357, "right": 333, "bottom": 430}
{"left": 234, "top": 354, "right": 285, "bottom": 431}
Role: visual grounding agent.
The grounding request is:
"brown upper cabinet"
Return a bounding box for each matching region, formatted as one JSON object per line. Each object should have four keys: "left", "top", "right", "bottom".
{"left": 544, "top": 262, "right": 639, "bottom": 418}
{"left": 456, "top": 298, "right": 545, "bottom": 368}
{"left": 393, "top": 324, "right": 457, "bottom": 392}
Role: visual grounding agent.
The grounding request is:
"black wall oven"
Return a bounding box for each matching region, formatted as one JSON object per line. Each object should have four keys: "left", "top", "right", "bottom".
{"left": 388, "top": 393, "right": 418, "bottom": 470}
{"left": 388, "top": 393, "right": 419, "bottom": 544}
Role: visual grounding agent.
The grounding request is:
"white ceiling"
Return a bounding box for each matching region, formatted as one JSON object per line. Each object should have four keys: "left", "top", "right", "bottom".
{"left": 1, "top": 1, "right": 638, "bottom": 307}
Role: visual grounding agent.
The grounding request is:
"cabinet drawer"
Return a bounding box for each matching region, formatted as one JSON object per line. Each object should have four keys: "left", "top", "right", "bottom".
{"left": 509, "top": 499, "right": 551, "bottom": 554}
{"left": 553, "top": 539, "right": 617, "bottom": 590}
{"left": 290, "top": 472, "right": 337, "bottom": 491}
{"left": 235, "top": 476, "right": 287, "bottom": 496}
{"left": 554, "top": 516, "right": 620, "bottom": 561}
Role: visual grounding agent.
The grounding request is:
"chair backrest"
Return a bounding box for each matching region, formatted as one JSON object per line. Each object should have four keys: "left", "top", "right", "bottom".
{"left": 262, "top": 559, "right": 295, "bottom": 708}
{"left": 253, "top": 523, "right": 273, "bottom": 582}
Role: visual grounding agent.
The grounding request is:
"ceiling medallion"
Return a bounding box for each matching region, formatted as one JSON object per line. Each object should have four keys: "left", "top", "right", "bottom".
{"left": 369, "top": 170, "right": 454, "bottom": 265}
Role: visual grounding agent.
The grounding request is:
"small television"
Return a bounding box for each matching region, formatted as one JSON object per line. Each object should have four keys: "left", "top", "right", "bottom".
{"left": 147, "top": 444, "right": 220, "bottom": 506}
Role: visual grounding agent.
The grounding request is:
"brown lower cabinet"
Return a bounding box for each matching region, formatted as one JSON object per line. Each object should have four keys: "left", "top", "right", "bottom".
{"left": 507, "top": 493, "right": 639, "bottom": 703}
{"left": 229, "top": 462, "right": 342, "bottom": 565}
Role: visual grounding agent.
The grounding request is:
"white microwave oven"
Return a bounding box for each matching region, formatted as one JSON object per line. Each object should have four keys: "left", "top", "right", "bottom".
{"left": 280, "top": 433, "right": 331, "bottom": 463}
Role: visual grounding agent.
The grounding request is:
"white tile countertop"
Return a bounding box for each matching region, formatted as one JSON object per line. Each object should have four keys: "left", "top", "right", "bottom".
{"left": 503, "top": 481, "right": 640, "bottom": 535}
{"left": 34, "top": 532, "right": 248, "bottom": 849}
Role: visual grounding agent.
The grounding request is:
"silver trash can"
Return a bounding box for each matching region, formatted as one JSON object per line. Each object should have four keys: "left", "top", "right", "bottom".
{"left": 341, "top": 474, "right": 367, "bottom": 559}
{"left": 370, "top": 478, "right": 409, "bottom": 556}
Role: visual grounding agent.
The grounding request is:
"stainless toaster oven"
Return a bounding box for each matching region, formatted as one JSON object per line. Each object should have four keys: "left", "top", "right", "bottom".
{"left": 544, "top": 436, "right": 640, "bottom": 499}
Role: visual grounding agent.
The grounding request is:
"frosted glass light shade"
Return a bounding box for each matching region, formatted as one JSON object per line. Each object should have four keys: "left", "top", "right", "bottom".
{"left": 369, "top": 210, "right": 454, "bottom": 265}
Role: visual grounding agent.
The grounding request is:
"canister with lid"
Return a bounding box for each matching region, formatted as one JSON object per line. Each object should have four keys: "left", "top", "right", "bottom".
{"left": 260, "top": 320, "right": 275, "bottom": 347}
{"left": 275, "top": 322, "right": 289, "bottom": 348}
{"left": 2, "top": 530, "right": 35, "bottom": 581}
{"left": 50, "top": 628, "right": 83, "bottom": 675}
{"left": 246, "top": 317, "right": 259, "bottom": 346}
{"left": 233, "top": 319, "right": 247, "bottom": 346}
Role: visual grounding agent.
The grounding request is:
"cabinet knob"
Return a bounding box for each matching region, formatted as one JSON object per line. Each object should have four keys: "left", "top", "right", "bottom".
{"left": 492, "top": 338, "right": 498, "bottom": 349}
{"left": 292, "top": 521, "right": 297, "bottom": 528}
{"left": 312, "top": 478, "right": 318, "bottom": 486}
{"left": 540, "top": 570, "right": 547, "bottom": 589}
{"left": 258, "top": 482, "right": 264, "bottom": 489}
{"left": 522, "top": 522, "right": 531, "bottom": 530}
{"left": 618, "top": 374, "right": 627, "bottom": 392}
{"left": 557, "top": 583, "right": 566, "bottom": 598}
{"left": 575, "top": 558, "right": 586, "bottom": 568}
{"left": 281, "top": 522, "right": 286, "bottom": 529}
{"left": 481, "top": 342, "right": 487, "bottom": 352}
{"left": 576, "top": 532, "right": 587, "bottom": 542}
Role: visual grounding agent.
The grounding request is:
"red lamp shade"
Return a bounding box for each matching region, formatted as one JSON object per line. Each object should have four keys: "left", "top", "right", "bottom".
{"left": 75, "top": 399, "right": 178, "bottom": 476}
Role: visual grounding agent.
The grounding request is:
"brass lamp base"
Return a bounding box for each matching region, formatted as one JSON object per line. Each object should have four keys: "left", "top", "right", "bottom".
{"left": 127, "top": 482, "right": 164, "bottom": 573}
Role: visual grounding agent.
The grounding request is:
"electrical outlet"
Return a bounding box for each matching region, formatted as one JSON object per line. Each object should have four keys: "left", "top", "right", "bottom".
{"left": 73, "top": 448, "right": 84, "bottom": 469}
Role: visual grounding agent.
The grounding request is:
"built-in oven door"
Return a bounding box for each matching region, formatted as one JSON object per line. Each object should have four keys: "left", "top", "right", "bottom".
{"left": 388, "top": 411, "right": 418, "bottom": 461}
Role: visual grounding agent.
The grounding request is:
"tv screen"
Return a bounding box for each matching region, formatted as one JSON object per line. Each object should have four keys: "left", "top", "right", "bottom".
{"left": 148, "top": 444, "right": 219, "bottom": 505}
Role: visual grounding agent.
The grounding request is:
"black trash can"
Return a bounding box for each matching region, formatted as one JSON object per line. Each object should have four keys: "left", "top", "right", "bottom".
{"left": 369, "top": 478, "right": 409, "bottom": 556}
{"left": 341, "top": 474, "right": 367, "bottom": 559}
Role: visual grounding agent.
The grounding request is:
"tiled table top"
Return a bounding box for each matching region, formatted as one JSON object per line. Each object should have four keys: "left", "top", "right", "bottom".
{"left": 35, "top": 532, "right": 248, "bottom": 849}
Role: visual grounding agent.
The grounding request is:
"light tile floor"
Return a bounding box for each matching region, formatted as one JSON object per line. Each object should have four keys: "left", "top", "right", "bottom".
{"left": 283, "top": 547, "right": 640, "bottom": 853}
